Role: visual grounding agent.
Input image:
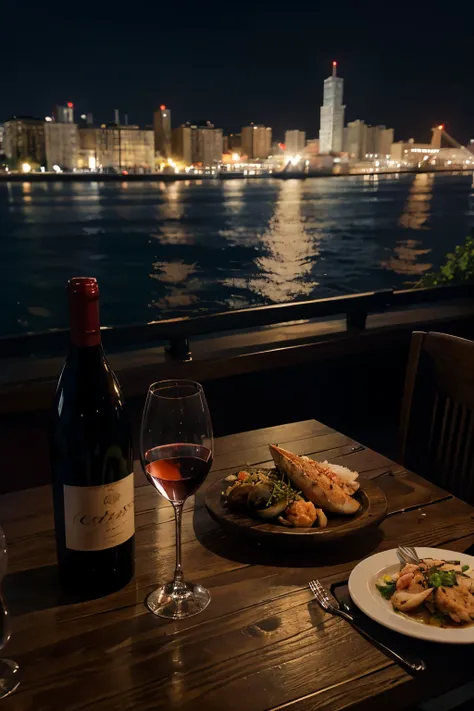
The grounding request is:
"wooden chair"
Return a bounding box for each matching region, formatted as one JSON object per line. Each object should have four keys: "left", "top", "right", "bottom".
{"left": 399, "top": 331, "right": 474, "bottom": 503}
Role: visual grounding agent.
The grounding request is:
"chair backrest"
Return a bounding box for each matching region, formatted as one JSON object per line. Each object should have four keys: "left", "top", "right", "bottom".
{"left": 399, "top": 331, "right": 474, "bottom": 503}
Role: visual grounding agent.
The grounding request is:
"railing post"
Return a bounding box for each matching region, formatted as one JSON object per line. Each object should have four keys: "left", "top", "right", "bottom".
{"left": 166, "top": 336, "right": 192, "bottom": 362}
{"left": 346, "top": 311, "right": 367, "bottom": 330}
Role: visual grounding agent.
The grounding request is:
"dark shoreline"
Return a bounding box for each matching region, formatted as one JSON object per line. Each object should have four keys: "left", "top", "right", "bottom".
{"left": 0, "top": 168, "right": 472, "bottom": 182}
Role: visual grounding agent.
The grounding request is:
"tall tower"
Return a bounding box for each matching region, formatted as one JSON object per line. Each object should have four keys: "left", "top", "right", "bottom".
{"left": 319, "top": 61, "right": 345, "bottom": 154}
{"left": 154, "top": 105, "right": 172, "bottom": 158}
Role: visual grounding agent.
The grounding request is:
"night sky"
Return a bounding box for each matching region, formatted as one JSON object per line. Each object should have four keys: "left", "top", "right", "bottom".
{"left": 2, "top": 1, "right": 473, "bottom": 144}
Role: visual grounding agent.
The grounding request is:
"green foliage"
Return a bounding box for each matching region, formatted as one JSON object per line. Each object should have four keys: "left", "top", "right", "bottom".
{"left": 376, "top": 581, "right": 396, "bottom": 599}
{"left": 418, "top": 234, "right": 474, "bottom": 287}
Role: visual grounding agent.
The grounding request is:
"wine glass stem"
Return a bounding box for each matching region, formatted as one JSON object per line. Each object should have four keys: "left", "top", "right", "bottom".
{"left": 172, "top": 503, "right": 184, "bottom": 587}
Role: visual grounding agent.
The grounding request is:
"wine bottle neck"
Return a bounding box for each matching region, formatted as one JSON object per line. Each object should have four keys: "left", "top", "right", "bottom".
{"left": 69, "top": 294, "right": 101, "bottom": 347}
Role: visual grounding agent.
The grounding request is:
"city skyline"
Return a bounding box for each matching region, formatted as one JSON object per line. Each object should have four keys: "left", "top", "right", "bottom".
{"left": 2, "top": 2, "right": 473, "bottom": 144}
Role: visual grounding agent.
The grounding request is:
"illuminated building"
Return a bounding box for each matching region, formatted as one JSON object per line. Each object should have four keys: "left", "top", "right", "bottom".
{"left": 343, "top": 120, "right": 366, "bottom": 159}
{"left": 366, "top": 125, "right": 394, "bottom": 157}
{"left": 319, "top": 62, "right": 345, "bottom": 154}
{"left": 285, "top": 130, "right": 306, "bottom": 155}
{"left": 45, "top": 121, "right": 78, "bottom": 170}
{"left": 77, "top": 125, "right": 154, "bottom": 172}
{"left": 3, "top": 117, "right": 46, "bottom": 168}
{"left": 172, "top": 121, "right": 223, "bottom": 165}
{"left": 154, "top": 105, "right": 171, "bottom": 158}
{"left": 344, "top": 121, "right": 394, "bottom": 160}
{"left": 196, "top": 123, "right": 223, "bottom": 165}
{"left": 172, "top": 125, "right": 193, "bottom": 164}
{"left": 0, "top": 124, "right": 4, "bottom": 157}
{"left": 241, "top": 124, "right": 272, "bottom": 159}
{"left": 391, "top": 138, "right": 438, "bottom": 165}
{"left": 55, "top": 103, "right": 75, "bottom": 123}
{"left": 305, "top": 138, "right": 320, "bottom": 155}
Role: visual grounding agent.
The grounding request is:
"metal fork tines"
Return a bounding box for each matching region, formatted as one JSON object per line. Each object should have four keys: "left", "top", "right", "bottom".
{"left": 397, "top": 545, "right": 420, "bottom": 565}
{"left": 308, "top": 579, "right": 426, "bottom": 673}
{"left": 309, "top": 579, "right": 336, "bottom": 612}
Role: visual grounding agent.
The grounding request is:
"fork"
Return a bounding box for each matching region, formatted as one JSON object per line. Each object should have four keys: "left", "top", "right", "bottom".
{"left": 308, "top": 579, "right": 426, "bottom": 673}
{"left": 397, "top": 545, "right": 421, "bottom": 566}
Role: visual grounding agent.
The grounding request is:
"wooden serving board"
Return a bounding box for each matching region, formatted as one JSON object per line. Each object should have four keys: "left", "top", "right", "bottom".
{"left": 205, "top": 475, "right": 388, "bottom": 547}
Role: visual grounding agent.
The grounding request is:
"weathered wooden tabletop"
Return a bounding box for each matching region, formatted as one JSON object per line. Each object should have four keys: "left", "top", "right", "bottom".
{"left": 2, "top": 419, "right": 474, "bottom": 711}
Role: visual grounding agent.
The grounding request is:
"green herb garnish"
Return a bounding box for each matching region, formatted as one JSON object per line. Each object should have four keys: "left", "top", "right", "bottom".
{"left": 266, "top": 471, "right": 300, "bottom": 507}
{"left": 462, "top": 565, "right": 470, "bottom": 573}
{"left": 376, "top": 581, "right": 397, "bottom": 599}
{"left": 427, "top": 569, "right": 457, "bottom": 588}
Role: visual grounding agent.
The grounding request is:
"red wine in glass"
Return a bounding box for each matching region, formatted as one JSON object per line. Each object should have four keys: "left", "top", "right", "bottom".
{"left": 140, "top": 379, "right": 214, "bottom": 619}
{"left": 145, "top": 444, "right": 213, "bottom": 503}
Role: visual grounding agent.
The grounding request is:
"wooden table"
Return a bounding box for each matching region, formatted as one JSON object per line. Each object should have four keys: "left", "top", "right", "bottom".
{"left": 2, "top": 419, "right": 474, "bottom": 711}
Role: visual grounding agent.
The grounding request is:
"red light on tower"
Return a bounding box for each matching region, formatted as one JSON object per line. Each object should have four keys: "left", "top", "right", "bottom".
{"left": 332, "top": 61, "right": 337, "bottom": 67}
{"left": 160, "top": 104, "right": 166, "bottom": 111}
{"left": 332, "top": 61, "right": 337, "bottom": 77}
{"left": 67, "top": 102, "right": 73, "bottom": 108}
{"left": 438, "top": 124, "right": 445, "bottom": 131}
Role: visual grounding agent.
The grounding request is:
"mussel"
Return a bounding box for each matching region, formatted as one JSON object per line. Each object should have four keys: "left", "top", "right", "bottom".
{"left": 226, "top": 483, "right": 254, "bottom": 510}
{"left": 247, "top": 483, "right": 288, "bottom": 519}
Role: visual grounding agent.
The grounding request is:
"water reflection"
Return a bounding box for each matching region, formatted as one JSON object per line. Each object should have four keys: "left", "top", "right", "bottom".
{"left": 398, "top": 173, "right": 434, "bottom": 230}
{"left": 149, "top": 260, "right": 200, "bottom": 310}
{"left": 1, "top": 174, "right": 471, "bottom": 336}
{"left": 381, "top": 174, "right": 435, "bottom": 277}
{"left": 225, "top": 180, "right": 316, "bottom": 302}
{"left": 380, "top": 239, "right": 432, "bottom": 276}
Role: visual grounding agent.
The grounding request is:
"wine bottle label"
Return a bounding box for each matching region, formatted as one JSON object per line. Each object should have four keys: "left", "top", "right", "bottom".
{"left": 64, "top": 473, "right": 135, "bottom": 551}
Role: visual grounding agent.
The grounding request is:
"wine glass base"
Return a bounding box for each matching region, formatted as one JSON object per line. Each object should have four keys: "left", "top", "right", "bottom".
{"left": 0, "top": 658, "right": 20, "bottom": 699}
{"left": 146, "top": 581, "right": 211, "bottom": 619}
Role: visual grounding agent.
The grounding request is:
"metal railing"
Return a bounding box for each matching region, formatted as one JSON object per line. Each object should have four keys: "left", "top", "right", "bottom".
{"left": 1, "top": 283, "right": 473, "bottom": 362}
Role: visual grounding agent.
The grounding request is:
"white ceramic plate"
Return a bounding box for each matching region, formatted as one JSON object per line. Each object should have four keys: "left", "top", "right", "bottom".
{"left": 348, "top": 547, "right": 474, "bottom": 644}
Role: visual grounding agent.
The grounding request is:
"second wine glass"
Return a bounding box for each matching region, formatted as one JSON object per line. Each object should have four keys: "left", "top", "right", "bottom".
{"left": 140, "top": 380, "right": 214, "bottom": 619}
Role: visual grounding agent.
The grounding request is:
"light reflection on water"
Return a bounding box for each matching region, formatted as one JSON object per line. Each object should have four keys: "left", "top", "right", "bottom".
{"left": 0, "top": 173, "right": 473, "bottom": 337}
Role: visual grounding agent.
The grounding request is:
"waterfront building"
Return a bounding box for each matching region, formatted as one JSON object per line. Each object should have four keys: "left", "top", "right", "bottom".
{"left": 0, "top": 124, "right": 4, "bottom": 158}
{"left": 55, "top": 103, "right": 74, "bottom": 123}
{"left": 172, "top": 121, "right": 223, "bottom": 165}
{"left": 319, "top": 62, "right": 345, "bottom": 154}
{"left": 3, "top": 117, "right": 46, "bottom": 168}
{"left": 196, "top": 123, "right": 223, "bottom": 165}
{"left": 45, "top": 121, "right": 78, "bottom": 171}
{"left": 154, "top": 105, "right": 171, "bottom": 158}
{"left": 365, "top": 125, "right": 394, "bottom": 158}
{"left": 77, "top": 125, "right": 154, "bottom": 172}
{"left": 172, "top": 124, "right": 193, "bottom": 164}
{"left": 390, "top": 138, "right": 438, "bottom": 165}
{"left": 305, "top": 138, "right": 320, "bottom": 155}
{"left": 285, "top": 130, "right": 306, "bottom": 155}
{"left": 241, "top": 124, "right": 272, "bottom": 159}
{"left": 344, "top": 121, "right": 394, "bottom": 160}
{"left": 343, "top": 120, "right": 366, "bottom": 159}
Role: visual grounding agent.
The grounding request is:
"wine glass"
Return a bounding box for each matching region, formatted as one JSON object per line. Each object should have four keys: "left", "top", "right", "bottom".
{"left": 140, "top": 380, "right": 214, "bottom": 619}
{"left": 0, "top": 526, "right": 20, "bottom": 699}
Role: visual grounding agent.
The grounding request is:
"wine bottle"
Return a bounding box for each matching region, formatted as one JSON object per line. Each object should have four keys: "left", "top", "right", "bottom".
{"left": 51, "top": 277, "right": 135, "bottom": 595}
